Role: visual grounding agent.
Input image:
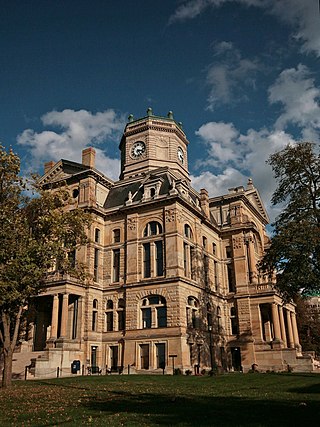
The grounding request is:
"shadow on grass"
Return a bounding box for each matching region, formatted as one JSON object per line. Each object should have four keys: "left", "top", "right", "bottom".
{"left": 82, "top": 390, "right": 320, "bottom": 426}
{"left": 289, "top": 383, "right": 320, "bottom": 394}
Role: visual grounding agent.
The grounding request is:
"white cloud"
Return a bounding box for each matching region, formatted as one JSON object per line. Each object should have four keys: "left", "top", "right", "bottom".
{"left": 17, "top": 108, "right": 125, "bottom": 180}
{"left": 170, "top": 0, "right": 320, "bottom": 57}
{"left": 268, "top": 64, "right": 320, "bottom": 133}
{"left": 192, "top": 120, "right": 296, "bottom": 222}
{"left": 206, "top": 42, "right": 260, "bottom": 109}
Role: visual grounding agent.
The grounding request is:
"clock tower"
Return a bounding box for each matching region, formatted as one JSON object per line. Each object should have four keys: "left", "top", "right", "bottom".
{"left": 119, "top": 109, "right": 190, "bottom": 181}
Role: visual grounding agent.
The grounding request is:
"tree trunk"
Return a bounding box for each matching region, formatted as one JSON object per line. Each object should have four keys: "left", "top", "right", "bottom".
{"left": 2, "top": 348, "right": 13, "bottom": 388}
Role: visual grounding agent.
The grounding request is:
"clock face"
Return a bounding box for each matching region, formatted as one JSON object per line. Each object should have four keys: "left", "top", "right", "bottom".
{"left": 131, "top": 141, "right": 146, "bottom": 159}
{"left": 177, "top": 147, "right": 184, "bottom": 164}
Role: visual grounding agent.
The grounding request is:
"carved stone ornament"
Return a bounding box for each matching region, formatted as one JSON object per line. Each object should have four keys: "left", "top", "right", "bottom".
{"left": 165, "top": 209, "right": 175, "bottom": 222}
{"left": 233, "top": 236, "right": 243, "bottom": 250}
{"left": 127, "top": 218, "right": 136, "bottom": 231}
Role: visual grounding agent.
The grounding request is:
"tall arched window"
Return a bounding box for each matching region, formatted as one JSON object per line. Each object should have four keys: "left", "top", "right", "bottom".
{"left": 105, "top": 300, "right": 113, "bottom": 332}
{"left": 141, "top": 295, "right": 167, "bottom": 329}
{"left": 184, "top": 224, "right": 195, "bottom": 279}
{"left": 217, "top": 306, "right": 222, "bottom": 332}
{"left": 143, "top": 222, "right": 164, "bottom": 278}
{"left": 186, "top": 296, "right": 199, "bottom": 329}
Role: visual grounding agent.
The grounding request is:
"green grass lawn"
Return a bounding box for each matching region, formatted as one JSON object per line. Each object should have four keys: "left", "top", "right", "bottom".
{"left": 1, "top": 373, "right": 320, "bottom": 426}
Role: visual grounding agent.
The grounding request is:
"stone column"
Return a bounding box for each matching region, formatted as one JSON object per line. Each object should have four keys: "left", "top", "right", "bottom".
{"left": 60, "top": 293, "right": 69, "bottom": 338}
{"left": 286, "top": 310, "right": 295, "bottom": 349}
{"left": 279, "top": 306, "right": 287, "bottom": 347}
{"left": 291, "top": 312, "right": 300, "bottom": 347}
{"left": 271, "top": 303, "right": 281, "bottom": 340}
{"left": 50, "top": 294, "right": 59, "bottom": 339}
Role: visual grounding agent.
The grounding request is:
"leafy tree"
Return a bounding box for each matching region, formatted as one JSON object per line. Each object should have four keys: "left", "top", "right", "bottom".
{"left": 0, "top": 146, "right": 91, "bottom": 388}
{"left": 261, "top": 142, "right": 320, "bottom": 299}
{"left": 295, "top": 296, "right": 320, "bottom": 355}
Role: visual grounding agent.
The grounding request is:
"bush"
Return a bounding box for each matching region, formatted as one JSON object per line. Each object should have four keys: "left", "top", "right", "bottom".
{"left": 174, "top": 368, "right": 182, "bottom": 375}
{"left": 185, "top": 369, "right": 192, "bottom": 376}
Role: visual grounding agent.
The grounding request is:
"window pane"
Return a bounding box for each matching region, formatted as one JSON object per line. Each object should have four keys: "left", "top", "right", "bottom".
{"left": 94, "top": 249, "right": 99, "bottom": 281}
{"left": 113, "top": 249, "right": 120, "bottom": 282}
{"left": 106, "top": 312, "right": 113, "bottom": 331}
{"left": 118, "top": 311, "right": 125, "bottom": 330}
{"left": 142, "top": 308, "right": 151, "bottom": 328}
{"left": 143, "top": 243, "right": 151, "bottom": 278}
{"left": 113, "top": 229, "right": 120, "bottom": 243}
{"left": 157, "top": 306, "right": 167, "bottom": 328}
{"left": 155, "top": 240, "right": 163, "bottom": 276}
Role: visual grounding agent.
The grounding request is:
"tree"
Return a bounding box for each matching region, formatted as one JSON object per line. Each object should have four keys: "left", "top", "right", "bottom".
{"left": 261, "top": 142, "right": 320, "bottom": 300}
{"left": 0, "top": 146, "right": 91, "bottom": 388}
{"left": 295, "top": 296, "right": 320, "bottom": 355}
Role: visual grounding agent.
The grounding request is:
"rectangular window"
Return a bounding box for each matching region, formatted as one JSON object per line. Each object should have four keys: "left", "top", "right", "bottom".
{"left": 184, "top": 243, "right": 188, "bottom": 276}
{"left": 118, "top": 311, "right": 125, "bottom": 331}
{"left": 142, "top": 308, "right": 151, "bottom": 329}
{"left": 227, "top": 264, "right": 235, "bottom": 292}
{"left": 68, "top": 249, "right": 76, "bottom": 268}
{"left": 214, "top": 261, "right": 218, "bottom": 291}
{"left": 155, "top": 241, "right": 163, "bottom": 276}
{"left": 94, "top": 248, "right": 99, "bottom": 282}
{"left": 191, "top": 247, "right": 196, "bottom": 280}
{"left": 204, "top": 255, "right": 209, "bottom": 288}
{"left": 106, "top": 312, "right": 113, "bottom": 331}
{"left": 92, "top": 311, "right": 97, "bottom": 331}
{"left": 143, "top": 243, "right": 151, "bottom": 278}
{"left": 156, "top": 343, "right": 166, "bottom": 369}
{"left": 157, "top": 306, "right": 167, "bottom": 328}
{"left": 113, "top": 249, "right": 120, "bottom": 282}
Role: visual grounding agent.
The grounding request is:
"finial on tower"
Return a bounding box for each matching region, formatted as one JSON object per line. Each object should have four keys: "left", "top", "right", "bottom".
{"left": 128, "top": 114, "right": 134, "bottom": 123}
{"left": 167, "top": 111, "right": 174, "bottom": 119}
{"left": 147, "top": 107, "right": 153, "bottom": 116}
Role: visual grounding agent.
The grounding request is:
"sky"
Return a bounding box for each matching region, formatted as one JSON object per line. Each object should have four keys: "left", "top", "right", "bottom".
{"left": 1, "top": 0, "right": 320, "bottom": 222}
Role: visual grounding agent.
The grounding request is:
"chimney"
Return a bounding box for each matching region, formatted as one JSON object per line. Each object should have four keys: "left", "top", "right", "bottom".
{"left": 44, "top": 161, "right": 55, "bottom": 174}
{"left": 82, "top": 147, "right": 96, "bottom": 168}
{"left": 200, "top": 188, "right": 210, "bottom": 218}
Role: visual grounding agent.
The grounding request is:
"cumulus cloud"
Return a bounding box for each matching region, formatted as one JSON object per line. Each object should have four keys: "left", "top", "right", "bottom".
{"left": 191, "top": 121, "right": 296, "bottom": 221}
{"left": 170, "top": 0, "right": 320, "bottom": 57}
{"left": 206, "top": 42, "right": 260, "bottom": 109}
{"left": 269, "top": 64, "right": 320, "bottom": 135}
{"left": 17, "top": 108, "right": 125, "bottom": 180}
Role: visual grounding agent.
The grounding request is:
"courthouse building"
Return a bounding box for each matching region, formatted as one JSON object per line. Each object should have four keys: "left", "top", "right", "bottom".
{"left": 15, "top": 109, "right": 315, "bottom": 377}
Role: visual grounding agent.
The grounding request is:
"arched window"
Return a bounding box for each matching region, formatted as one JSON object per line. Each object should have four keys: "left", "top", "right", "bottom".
{"left": 184, "top": 224, "right": 193, "bottom": 239}
{"left": 143, "top": 222, "right": 164, "bottom": 278}
{"left": 106, "top": 300, "right": 113, "bottom": 310}
{"left": 186, "top": 296, "right": 199, "bottom": 329}
{"left": 105, "top": 299, "right": 113, "bottom": 332}
{"left": 118, "top": 298, "right": 125, "bottom": 331}
{"left": 184, "top": 225, "right": 195, "bottom": 280}
{"left": 141, "top": 295, "right": 167, "bottom": 329}
{"left": 113, "top": 229, "right": 120, "bottom": 243}
{"left": 94, "top": 228, "right": 101, "bottom": 243}
{"left": 92, "top": 299, "right": 98, "bottom": 331}
{"left": 144, "top": 221, "right": 162, "bottom": 237}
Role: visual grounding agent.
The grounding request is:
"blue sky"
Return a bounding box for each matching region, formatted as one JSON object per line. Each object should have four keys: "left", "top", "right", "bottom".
{"left": 1, "top": 0, "right": 320, "bottom": 221}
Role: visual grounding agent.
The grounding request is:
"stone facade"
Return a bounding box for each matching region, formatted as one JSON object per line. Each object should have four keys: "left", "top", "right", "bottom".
{"left": 16, "top": 110, "right": 315, "bottom": 378}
